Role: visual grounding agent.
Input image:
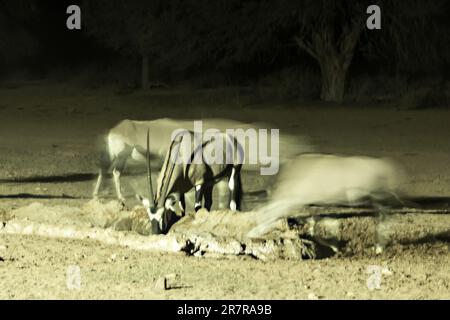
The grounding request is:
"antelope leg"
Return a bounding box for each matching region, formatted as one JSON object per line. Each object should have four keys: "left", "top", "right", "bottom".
{"left": 194, "top": 185, "right": 203, "bottom": 212}
{"left": 216, "top": 180, "right": 229, "bottom": 209}
{"left": 228, "top": 168, "right": 237, "bottom": 211}
{"left": 203, "top": 184, "right": 213, "bottom": 211}
{"left": 112, "top": 168, "right": 126, "bottom": 203}
{"left": 92, "top": 169, "right": 103, "bottom": 199}
{"left": 178, "top": 193, "right": 186, "bottom": 215}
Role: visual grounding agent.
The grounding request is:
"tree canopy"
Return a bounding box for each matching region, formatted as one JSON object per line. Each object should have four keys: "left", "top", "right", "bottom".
{"left": 1, "top": 1, "right": 448, "bottom": 100}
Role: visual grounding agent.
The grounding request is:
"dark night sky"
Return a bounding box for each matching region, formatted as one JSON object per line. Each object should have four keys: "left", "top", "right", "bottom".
{"left": 2, "top": 1, "right": 449, "bottom": 89}
{"left": 33, "top": 1, "right": 107, "bottom": 66}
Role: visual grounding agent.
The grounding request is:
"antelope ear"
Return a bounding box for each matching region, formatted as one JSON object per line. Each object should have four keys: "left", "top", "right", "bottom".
{"left": 136, "top": 194, "right": 150, "bottom": 207}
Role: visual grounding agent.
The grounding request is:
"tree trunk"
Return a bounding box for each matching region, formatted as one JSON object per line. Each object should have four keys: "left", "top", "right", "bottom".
{"left": 319, "top": 56, "right": 347, "bottom": 103}
{"left": 295, "top": 24, "right": 362, "bottom": 103}
{"left": 141, "top": 54, "right": 149, "bottom": 90}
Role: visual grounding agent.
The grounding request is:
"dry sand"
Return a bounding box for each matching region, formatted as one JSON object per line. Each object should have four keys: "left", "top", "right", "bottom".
{"left": 0, "top": 84, "right": 449, "bottom": 299}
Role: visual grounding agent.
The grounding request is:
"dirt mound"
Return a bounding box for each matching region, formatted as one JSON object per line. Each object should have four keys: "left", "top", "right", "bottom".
{"left": 9, "top": 202, "right": 87, "bottom": 227}
{"left": 291, "top": 207, "right": 450, "bottom": 256}
{"left": 169, "top": 209, "right": 259, "bottom": 240}
{"left": 2, "top": 201, "right": 449, "bottom": 261}
{"left": 82, "top": 200, "right": 153, "bottom": 235}
{"left": 0, "top": 201, "right": 316, "bottom": 260}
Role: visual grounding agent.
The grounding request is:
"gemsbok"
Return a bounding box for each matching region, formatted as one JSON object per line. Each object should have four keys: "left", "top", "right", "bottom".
{"left": 137, "top": 129, "right": 244, "bottom": 234}
{"left": 93, "top": 118, "right": 310, "bottom": 203}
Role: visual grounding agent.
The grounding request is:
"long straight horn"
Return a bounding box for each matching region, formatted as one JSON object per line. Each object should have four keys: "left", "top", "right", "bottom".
{"left": 146, "top": 129, "right": 156, "bottom": 208}
{"left": 159, "top": 134, "right": 184, "bottom": 206}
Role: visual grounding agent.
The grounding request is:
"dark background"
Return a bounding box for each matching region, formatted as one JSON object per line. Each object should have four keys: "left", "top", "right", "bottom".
{"left": 1, "top": 0, "right": 449, "bottom": 105}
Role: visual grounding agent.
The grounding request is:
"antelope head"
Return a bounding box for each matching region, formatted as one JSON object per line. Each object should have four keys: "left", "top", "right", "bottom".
{"left": 136, "top": 129, "right": 180, "bottom": 234}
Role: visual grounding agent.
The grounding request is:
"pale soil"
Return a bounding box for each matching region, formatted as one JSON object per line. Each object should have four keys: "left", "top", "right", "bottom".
{"left": 0, "top": 234, "right": 448, "bottom": 299}
{"left": 0, "top": 83, "right": 449, "bottom": 299}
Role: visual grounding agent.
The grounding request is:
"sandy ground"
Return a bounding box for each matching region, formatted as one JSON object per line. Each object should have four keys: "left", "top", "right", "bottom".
{"left": 0, "top": 83, "right": 449, "bottom": 299}
{"left": 0, "top": 234, "right": 448, "bottom": 299}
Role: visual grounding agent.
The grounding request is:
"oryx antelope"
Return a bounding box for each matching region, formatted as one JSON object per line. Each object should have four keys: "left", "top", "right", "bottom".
{"left": 247, "top": 153, "right": 404, "bottom": 253}
{"left": 137, "top": 129, "right": 244, "bottom": 234}
{"left": 93, "top": 118, "right": 249, "bottom": 202}
{"left": 93, "top": 117, "right": 310, "bottom": 203}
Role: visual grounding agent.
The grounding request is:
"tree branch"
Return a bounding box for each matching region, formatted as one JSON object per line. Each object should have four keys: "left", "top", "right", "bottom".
{"left": 294, "top": 36, "right": 318, "bottom": 61}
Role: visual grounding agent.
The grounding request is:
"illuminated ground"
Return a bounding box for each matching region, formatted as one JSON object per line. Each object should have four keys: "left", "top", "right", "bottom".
{"left": 0, "top": 84, "right": 449, "bottom": 299}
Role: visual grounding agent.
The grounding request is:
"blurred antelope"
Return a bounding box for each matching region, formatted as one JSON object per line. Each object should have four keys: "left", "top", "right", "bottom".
{"left": 247, "top": 153, "right": 404, "bottom": 253}
{"left": 93, "top": 118, "right": 310, "bottom": 202}
{"left": 137, "top": 129, "right": 244, "bottom": 234}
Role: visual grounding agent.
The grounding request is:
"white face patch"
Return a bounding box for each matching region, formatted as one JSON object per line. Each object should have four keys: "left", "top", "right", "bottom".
{"left": 138, "top": 195, "right": 162, "bottom": 229}
{"left": 147, "top": 207, "right": 165, "bottom": 231}
{"left": 165, "top": 198, "right": 176, "bottom": 212}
